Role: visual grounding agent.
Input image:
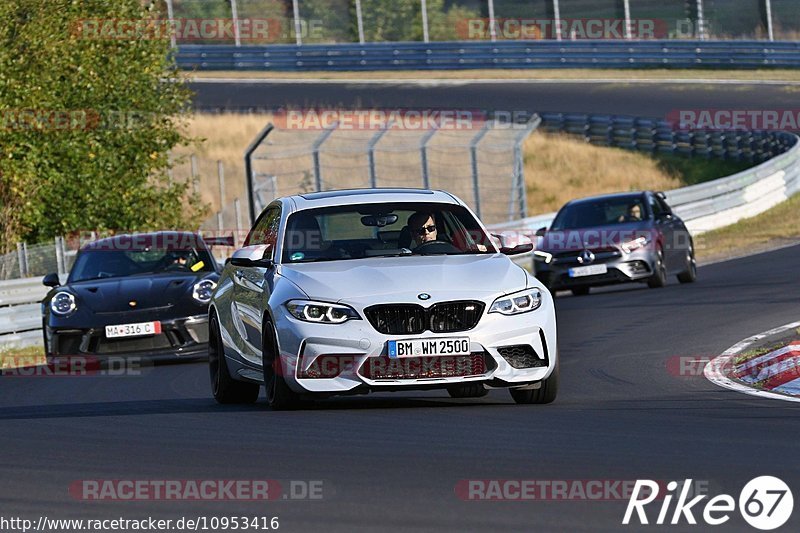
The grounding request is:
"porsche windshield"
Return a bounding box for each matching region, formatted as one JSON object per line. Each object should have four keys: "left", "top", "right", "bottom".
{"left": 277, "top": 203, "right": 495, "bottom": 263}
{"left": 69, "top": 246, "right": 215, "bottom": 282}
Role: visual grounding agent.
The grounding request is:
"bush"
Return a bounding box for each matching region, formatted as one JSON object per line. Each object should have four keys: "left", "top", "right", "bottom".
{"left": 0, "top": 0, "right": 206, "bottom": 253}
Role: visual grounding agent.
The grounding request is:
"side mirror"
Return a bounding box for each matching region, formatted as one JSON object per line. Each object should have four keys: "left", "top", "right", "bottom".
{"left": 229, "top": 244, "right": 274, "bottom": 268}
{"left": 43, "top": 272, "right": 60, "bottom": 287}
{"left": 535, "top": 227, "right": 547, "bottom": 237}
{"left": 492, "top": 233, "right": 534, "bottom": 256}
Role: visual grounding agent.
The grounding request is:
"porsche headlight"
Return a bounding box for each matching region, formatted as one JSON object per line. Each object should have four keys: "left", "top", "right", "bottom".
{"left": 285, "top": 300, "right": 360, "bottom": 324}
{"left": 621, "top": 236, "right": 651, "bottom": 254}
{"left": 489, "top": 288, "right": 542, "bottom": 315}
{"left": 51, "top": 292, "right": 77, "bottom": 316}
{"left": 192, "top": 279, "right": 217, "bottom": 303}
{"left": 533, "top": 250, "right": 553, "bottom": 263}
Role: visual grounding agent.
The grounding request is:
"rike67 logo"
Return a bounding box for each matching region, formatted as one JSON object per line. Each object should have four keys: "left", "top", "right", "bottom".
{"left": 623, "top": 477, "right": 793, "bottom": 530}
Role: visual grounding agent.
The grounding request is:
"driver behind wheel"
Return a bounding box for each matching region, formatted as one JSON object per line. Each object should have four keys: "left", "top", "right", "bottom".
{"left": 408, "top": 211, "right": 439, "bottom": 247}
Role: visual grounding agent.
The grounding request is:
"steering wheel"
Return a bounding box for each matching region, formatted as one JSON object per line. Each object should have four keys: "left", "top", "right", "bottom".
{"left": 413, "top": 240, "right": 460, "bottom": 254}
{"left": 164, "top": 262, "right": 191, "bottom": 272}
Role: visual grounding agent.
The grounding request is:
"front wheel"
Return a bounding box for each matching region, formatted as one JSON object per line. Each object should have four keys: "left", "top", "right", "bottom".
{"left": 209, "top": 316, "right": 260, "bottom": 404}
{"left": 509, "top": 362, "right": 559, "bottom": 404}
{"left": 263, "top": 320, "right": 303, "bottom": 410}
{"left": 647, "top": 248, "right": 667, "bottom": 288}
{"left": 677, "top": 243, "right": 697, "bottom": 283}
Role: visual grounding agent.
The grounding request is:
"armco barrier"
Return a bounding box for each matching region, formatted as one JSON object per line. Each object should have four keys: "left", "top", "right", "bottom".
{"left": 0, "top": 277, "right": 53, "bottom": 348}
{"left": 489, "top": 116, "right": 800, "bottom": 236}
{"left": 177, "top": 40, "right": 800, "bottom": 71}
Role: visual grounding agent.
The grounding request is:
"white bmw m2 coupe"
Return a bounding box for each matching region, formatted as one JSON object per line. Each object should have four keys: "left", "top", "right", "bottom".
{"left": 209, "top": 189, "right": 558, "bottom": 409}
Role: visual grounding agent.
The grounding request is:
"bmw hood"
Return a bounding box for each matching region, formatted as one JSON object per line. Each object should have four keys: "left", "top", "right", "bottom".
{"left": 67, "top": 274, "right": 203, "bottom": 312}
{"left": 279, "top": 254, "right": 528, "bottom": 304}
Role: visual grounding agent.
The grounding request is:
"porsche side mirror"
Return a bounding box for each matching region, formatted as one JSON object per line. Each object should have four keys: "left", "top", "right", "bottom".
{"left": 43, "top": 272, "right": 60, "bottom": 287}
{"left": 229, "top": 244, "right": 274, "bottom": 268}
{"left": 535, "top": 227, "right": 547, "bottom": 237}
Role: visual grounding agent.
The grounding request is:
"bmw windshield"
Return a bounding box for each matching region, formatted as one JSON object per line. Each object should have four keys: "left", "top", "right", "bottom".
{"left": 278, "top": 203, "right": 496, "bottom": 263}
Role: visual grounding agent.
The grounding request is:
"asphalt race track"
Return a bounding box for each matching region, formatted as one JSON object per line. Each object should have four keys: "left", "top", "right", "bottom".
{"left": 2, "top": 244, "right": 799, "bottom": 531}
{"left": 188, "top": 79, "right": 800, "bottom": 118}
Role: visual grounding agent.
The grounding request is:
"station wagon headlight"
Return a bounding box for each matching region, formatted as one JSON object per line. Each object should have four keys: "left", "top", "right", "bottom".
{"left": 192, "top": 279, "right": 217, "bottom": 303}
{"left": 533, "top": 250, "right": 553, "bottom": 263}
{"left": 489, "top": 288, "right": 542, "bottom": 315}
{"left": 621, "top": 236, "right": 651, "bottom": 254}
{"left": 285, "top": 300, "right": 361, "bottom": 324}
{"left": 51, "top": 292, "right": 77, "bottom": 316}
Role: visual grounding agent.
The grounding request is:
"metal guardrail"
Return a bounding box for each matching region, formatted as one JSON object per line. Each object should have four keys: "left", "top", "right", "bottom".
{"left": 490, "top": 114, "right": 800, "bottom": 236}
{"left": 0, "top": 276, "right": 64, "bottom": 348}
{"left": 177, "top": 40, "right": 800, "bottom": 71}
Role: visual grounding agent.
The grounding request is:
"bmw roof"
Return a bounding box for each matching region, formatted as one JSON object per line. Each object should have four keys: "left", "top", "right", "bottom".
{"left": 288, "top": 188, "right": 460, "bottom": 210}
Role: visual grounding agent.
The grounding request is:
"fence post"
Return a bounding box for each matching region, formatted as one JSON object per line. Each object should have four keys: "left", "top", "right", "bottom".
{"left": 311, "top": 122, "right": 338, "bottom": 192}
{"left": 217, "top": 211, "right": 224, "bottom": 233}
{"left": 234, "top": 198, "right": 243, "bottom": 248}
{"left": 623, "top": 0, "right": 632, "bottom": 40}
{"left": 244, "top": 122, "right": 275, "bottom": 225}
{"left": 696, "top": 0, "right": 707, "bottom": 40}
{"left": 17, "top": 242, "right": 28, "bottom": 277}
{"left": 469, "top": 121, "right": 493, "bottom": 220}
{"left": 368, "top": 123, "right": 392, "bottom": 188}
{"left": 511, "top": 114, "right": 542, "bottom": 221}
{"left": 230, "top": 0, "right": 241, "bottom": 47}
{"left": 419, "top": 125, "right": 438, "bottom": 189}
{"left": 355, "top": 0, "right": 365, "bottom": 44}
{"left": 190, "top": 154, "right": 199, "bottom": 195}
{"left": 55, "top": 236, "right": 65, "bottom": 276}
{"left": 765, "top": 0, "right": 775, "bottom": 41}
{"left": 165, "top": 0, "right": 177, "bottom": 49}
{"left": 292, "top": 0, "right": 302, "bottom": 45}
{"left": 420, "top": 0, "right": 430, "bottom": 43}
{"left": 217, "top": 160, "right": 226, "bottom": 216}
{"left": 488, "top": 0, "right": 497, "bottom": 41}
{"left": 552, "top": 0, "right": 562, "bottom": 41}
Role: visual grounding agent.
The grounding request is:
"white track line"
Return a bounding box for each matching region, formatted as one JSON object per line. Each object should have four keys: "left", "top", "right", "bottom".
{"left": 186, "top": 77, "right": 800, "bottom": 86}
{"left": 705, "top": 320, "right": 800, "bottom": 403}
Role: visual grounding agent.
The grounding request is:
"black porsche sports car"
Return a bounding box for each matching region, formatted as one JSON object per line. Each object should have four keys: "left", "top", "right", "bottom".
{"left": 41, "top": 231, "right": 224, "bottom": 362}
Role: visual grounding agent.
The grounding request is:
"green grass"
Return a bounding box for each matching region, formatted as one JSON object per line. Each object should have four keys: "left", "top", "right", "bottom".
{"left": 652, "top": 153, "right": 753, "bottom": 186}
{"left": 0, "top": 345, "right": 45, "bottom": 370}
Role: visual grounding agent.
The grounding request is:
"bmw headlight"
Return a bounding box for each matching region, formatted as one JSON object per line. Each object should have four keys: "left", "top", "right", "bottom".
{"left": 489, "top": 288, "right": 543, "bottom": 315}
{"left": 285, "top": 300, "right": 361, "bottom": 324}
{"left": 621, "top": 236, "right": 651, "bottom": 254}
{"left": 533, "top": 250, "right": 553, "bottom": 263}
{"left": 192, "top": 279, "right": 217, "bottom": 303}
{"left": 51, "top": 292, "right": 77, "bottom": 316}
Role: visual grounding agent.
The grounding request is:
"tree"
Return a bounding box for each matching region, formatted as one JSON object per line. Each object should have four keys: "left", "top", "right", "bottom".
{"left": 0, "top": 0, "right": 205, "bottom": 252}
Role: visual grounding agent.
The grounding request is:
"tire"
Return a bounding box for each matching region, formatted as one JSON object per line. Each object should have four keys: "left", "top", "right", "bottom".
{"left": 509, "top": 362, "right": 559, "bottom": 405}
{"left": 447, "top": 383, "right": 489, "bottom": 398}
{"left": 677, "top": 243, "right": 697, "bottom": 284}
{"left": 262, "top": 320, "right": 303, "bottom": 410}
{"left": 646, "top": 248, "right": 667, "bottom": 289}
{"left": 571, "top": 287, "right": 590, "bottom": 296}
{"left": 209, "top": 316, "right": 260, "bottom": 404}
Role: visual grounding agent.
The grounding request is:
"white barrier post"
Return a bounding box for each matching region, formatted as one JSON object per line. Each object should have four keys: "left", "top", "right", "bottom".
{"left": 292, "top": 0, "right": 302, "bottom": 45}
{"left": 488, "top": 0, "right": 497, "bottom": 42}
{"left": 765, "top": 0, "right": 775, "bottom": 41}
{"left": 230, "top": 0, "right": 241, "bottom": 47}
{"left": 165, "top": 0, "right": 177, "bottom": 49}
{"left": 355, "top": 0, "right": 365, "bottom": 44}
{"left": 421, "top": 0, "right": 430, "bottom": 43}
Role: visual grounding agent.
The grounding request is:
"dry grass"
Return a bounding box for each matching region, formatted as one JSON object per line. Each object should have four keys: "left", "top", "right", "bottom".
{"left": 0, "top": 345, "right": 45, "bottom": 370}
{"left": 181, "top": 69, "right": 800, "bottom": 82}
{"left": 695, "top": 193, "right": 800, "bottom": 263}
{"left": 522, "top": 133, "right": 685, "bottom": 214}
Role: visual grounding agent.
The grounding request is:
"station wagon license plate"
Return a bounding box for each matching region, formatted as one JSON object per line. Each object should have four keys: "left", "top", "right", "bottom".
{"left": 105, "top": 321, "right": 162, "bottom": 339}
{"left": 568, "top": 264, "right": 608, "bottom": 277}
{"left": 388, "top": 337, "right": 470, "bottom": 358}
